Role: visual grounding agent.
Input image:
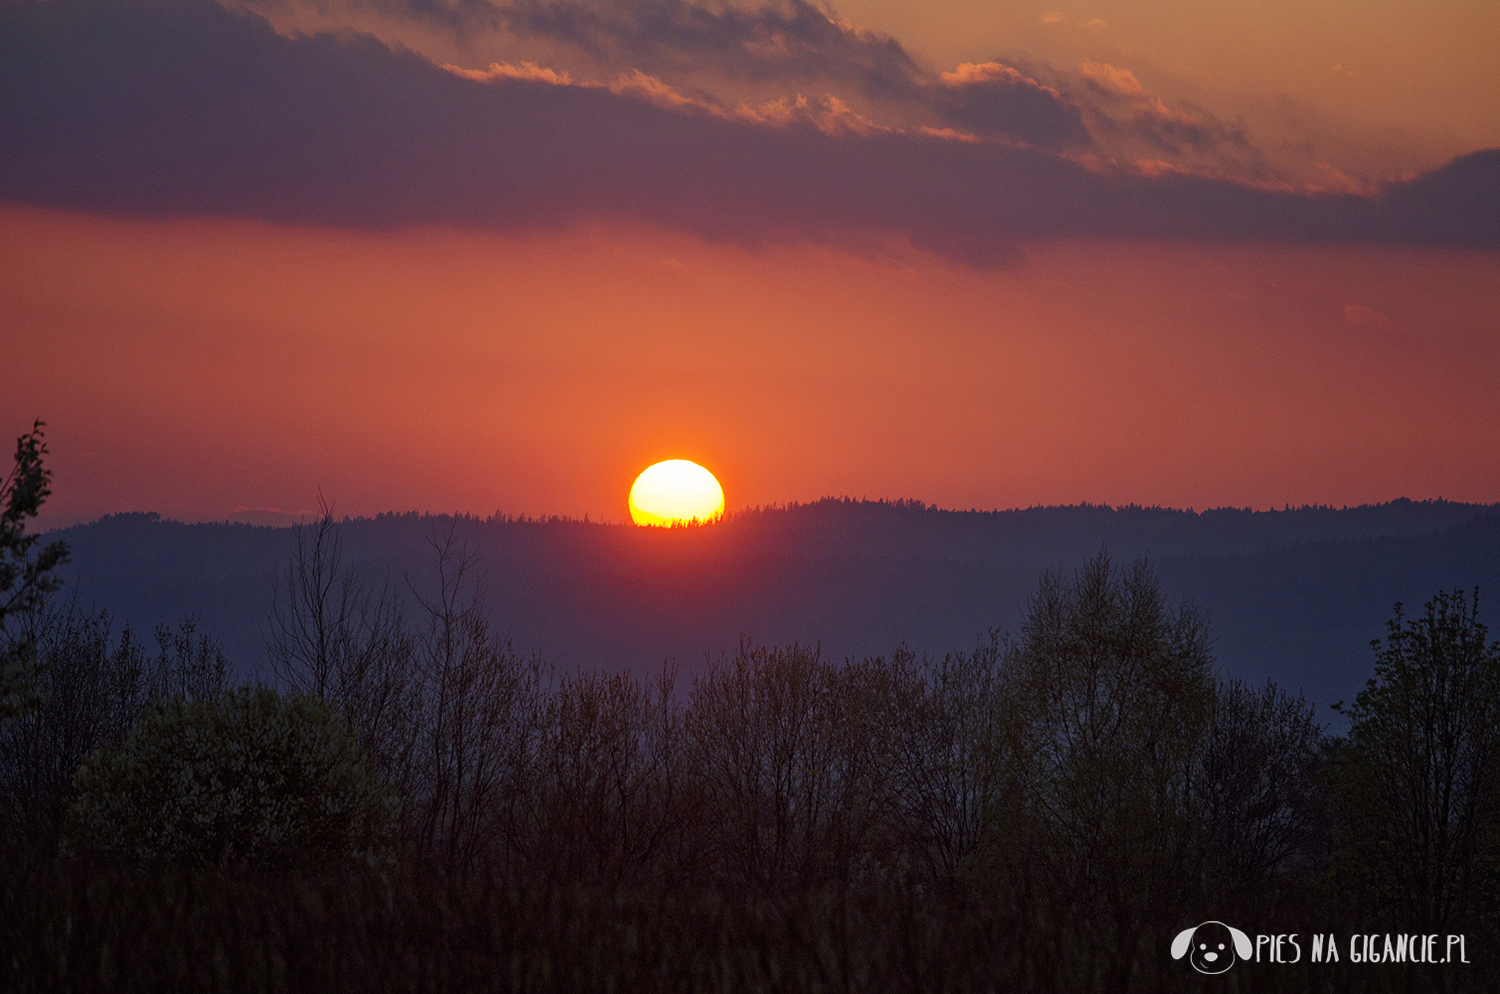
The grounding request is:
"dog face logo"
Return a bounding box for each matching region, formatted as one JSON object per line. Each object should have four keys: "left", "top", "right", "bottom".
{"left": 1171, "top": 921, "right": 1252, "bottom": 975}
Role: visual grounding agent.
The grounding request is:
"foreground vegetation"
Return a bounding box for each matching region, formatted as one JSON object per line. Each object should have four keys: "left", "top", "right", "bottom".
{"left": 2, "top": 430, "right": 1498, "bottom": 991}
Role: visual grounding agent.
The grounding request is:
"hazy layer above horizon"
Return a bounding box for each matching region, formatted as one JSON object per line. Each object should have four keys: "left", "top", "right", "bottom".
{"left": 49, "top": 498, "right": 1500, "bottom": 722}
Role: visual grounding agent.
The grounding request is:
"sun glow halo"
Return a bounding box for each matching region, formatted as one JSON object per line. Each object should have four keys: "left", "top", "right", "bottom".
{"left": 629, "top": 460, "right": 725, "bottom": 527}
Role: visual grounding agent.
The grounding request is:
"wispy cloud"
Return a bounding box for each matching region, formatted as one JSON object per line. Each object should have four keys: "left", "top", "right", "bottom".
{"left": 1343, "top": 304, "right": 1392, "bottom": 329}
{"left": 1039, "top": 11, "right": 1105, "bottom": 31}
{"left": 443, "top": 59, "right": 573, "bottom": 84}
{"left": 1073, "top": 59, "right": 1260, "bottom": 176}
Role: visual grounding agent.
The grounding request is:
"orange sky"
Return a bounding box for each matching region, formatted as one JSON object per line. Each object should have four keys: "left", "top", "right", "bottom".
{"left": 6, "top": 204, "right": 1497, "bottom": 526}
{"left": 832, "top": 0, "right": 1500, "bottom": 172}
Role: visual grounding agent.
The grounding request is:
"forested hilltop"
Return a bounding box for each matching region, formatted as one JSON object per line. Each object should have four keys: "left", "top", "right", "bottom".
{"left": 6, "top": 423, "right": 1500, "bottom": 990}
{"left": 49, "top": 497, "right": 1500, "bottom": 714}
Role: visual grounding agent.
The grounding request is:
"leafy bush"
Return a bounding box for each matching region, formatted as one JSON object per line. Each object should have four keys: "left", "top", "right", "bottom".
{"left": 66, "top": 686, "right": 398, "bottom": 869}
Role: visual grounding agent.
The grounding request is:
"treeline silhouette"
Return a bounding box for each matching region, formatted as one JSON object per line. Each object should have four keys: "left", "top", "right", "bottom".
{"left": 49, "top": 498, "right": 1500, "bottom": 715}
{"left": 4, "top": 509, "right": 1498, "bottom": 992}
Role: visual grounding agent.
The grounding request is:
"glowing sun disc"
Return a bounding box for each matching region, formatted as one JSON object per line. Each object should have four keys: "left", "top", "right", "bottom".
{"left": 629, "top": 460, "right": 725, "bottom": 527}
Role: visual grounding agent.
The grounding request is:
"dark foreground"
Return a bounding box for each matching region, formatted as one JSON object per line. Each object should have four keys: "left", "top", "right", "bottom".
{"left": 4, "top": 511, "right": 1498, "bottom": 992}
{"left": 4, "top": 860, "right": 1492, "bottom": 993}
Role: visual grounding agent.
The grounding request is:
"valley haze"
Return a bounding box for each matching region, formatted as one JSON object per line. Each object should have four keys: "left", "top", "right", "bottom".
{"left": 50, "top": 497, "right": 1500, "bottom": 721}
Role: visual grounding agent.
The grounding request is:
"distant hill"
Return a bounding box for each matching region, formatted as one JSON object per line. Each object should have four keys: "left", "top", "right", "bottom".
{"left": 47, "top": 498, "right": 1500, "bottom": 720}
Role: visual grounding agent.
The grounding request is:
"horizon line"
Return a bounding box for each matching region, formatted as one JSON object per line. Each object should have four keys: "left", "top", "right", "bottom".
{"left": 40, "top": 495, "right": 1500, "bottom": 534}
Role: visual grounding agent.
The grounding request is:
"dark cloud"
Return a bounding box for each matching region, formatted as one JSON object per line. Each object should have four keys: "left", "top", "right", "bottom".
{"left": 505, "top": 0, "right": 922, "bottom": 94}
{"left": 277, "top": 0, "right": 929, "bottom": 95}
{"left": 480, "top": 3, "right": 1264, "bottom": 160}
{"left": 932, "top": 62, "right": 1088, "bottom": 150}
{"left": 266, "top": 0, "right": 1093, "bottom": 148}
{"left": 1, "top": 0, "right": 1495, "bottom": 267}
{"left": 344, "top": 0, "right": 1271, "bottom": 161}
{"left": 1381, "top": 147, "right": 1500, "bottom": 245}
{"left": 253, "top": 0, "right": 1304, "bottom": 170}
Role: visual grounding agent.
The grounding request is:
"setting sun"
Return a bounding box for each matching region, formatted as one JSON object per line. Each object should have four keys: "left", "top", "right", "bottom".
{"left": 628, "top": 460, "right": 725, "bottom": 527}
